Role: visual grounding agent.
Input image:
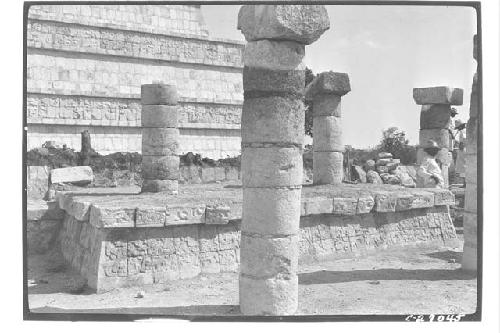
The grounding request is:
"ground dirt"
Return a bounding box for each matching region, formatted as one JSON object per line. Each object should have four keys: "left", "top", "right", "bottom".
{"left": 27, "top": 234, "right": 476, "bottom": 317}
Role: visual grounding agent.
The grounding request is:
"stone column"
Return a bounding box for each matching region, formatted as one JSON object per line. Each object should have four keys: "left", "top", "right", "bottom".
{"left": 305, "top": 72, "right": 351, "bottom": 185}
{"left": 237, "top": 5, "right": 329, "bottom": 315}
{"left": 462, "top": 34, "right": 479, "bottom": 271}
{"left": 413, "top": 86, "right": 464, "bottom": 187}
{"left": 140, "top": 83, "right": 180, "bottom": 194}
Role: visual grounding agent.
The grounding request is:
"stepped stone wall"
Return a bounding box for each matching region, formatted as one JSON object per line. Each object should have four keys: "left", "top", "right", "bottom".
{"left": 27, "top": 4, "right": 244, "bottom": 158}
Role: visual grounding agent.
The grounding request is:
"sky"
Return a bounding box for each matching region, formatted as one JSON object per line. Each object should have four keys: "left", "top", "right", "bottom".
{"left": 201, "top": 5, "right": 477, "bottom": 149}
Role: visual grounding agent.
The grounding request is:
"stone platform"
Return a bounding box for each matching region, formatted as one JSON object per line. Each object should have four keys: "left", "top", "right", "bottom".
{"left": 31, "top": 182, "right": 458, "bottom": 292}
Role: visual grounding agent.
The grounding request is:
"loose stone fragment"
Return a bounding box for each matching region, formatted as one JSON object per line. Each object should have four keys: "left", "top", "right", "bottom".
{"left": 305, "top": 71, "right": 351, "bottom": 99}
{"left": 51, "top": 166, "right": 94, "bottom": 185}
{"left": 237, "top": 5, "right": 330, "bottom": 45}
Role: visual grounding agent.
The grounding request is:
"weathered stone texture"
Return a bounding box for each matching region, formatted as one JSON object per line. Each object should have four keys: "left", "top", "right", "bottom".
{"left": 50, "top": 166, "right": 94, "bottom": 185}
{"left": 141, "top": 155, "right": 180, "bottom": 180}
{"left": 413, "top": 86, "right": 464, "bottom": 105}
{"left": 419, "top": 129, "right": 451, "bottom": 148}
{"left": 141, "top": 128, "right": 180, "bottom": 156}
{"left": 305, "top": 71, "right": 351, "bottom": 99}
{"left": 141, "top": 105, "right": 178, "bottom": 128}
{"left": 313, "top": 152, "right": 343, "bottom": 185}
{"left": 243, "top": 40, "right": 305, "bottom": 70}
{"left": 237, "top": 5, "right": 330, "bottom": 45}
{"left": 420, "top": 104, "right": 452, "bottom": 129}
{"left": 312, "top": 116, "right": 343, "bottom": 152}
{"left": 27, "top": 166, "right": 50, "bottom": 199}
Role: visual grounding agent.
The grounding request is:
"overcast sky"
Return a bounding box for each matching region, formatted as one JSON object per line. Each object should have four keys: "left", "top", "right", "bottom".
{"left": 201, "top": 5, "right": 477, "bottom": 149}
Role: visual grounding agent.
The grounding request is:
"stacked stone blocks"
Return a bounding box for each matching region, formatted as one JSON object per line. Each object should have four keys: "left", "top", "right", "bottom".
{"left": 462, "top": 34, "right": 479, "bottom": 271}
{"left": 306, "top": 71, "right": 351, "bottom": 185}
{"left": 413, "top": 86, "right": 464, "bottom": 187}
{"left": 141, "top": 84, "right": 180, "bottom": 193}
{"left": 238, "top": 4, "right": 330, "bottom": 315}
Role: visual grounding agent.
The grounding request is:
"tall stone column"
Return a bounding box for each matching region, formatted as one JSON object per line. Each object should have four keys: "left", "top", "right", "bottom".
{"left": 140, "top": 83, "right": 180, "bottom": 194}
{"left": 462, "top": 34, "right": 479, "bottom": 271}
{"left": 413, "top": 86, "right": 464, "bottom": 187}
{"left": 237, "top": 5, "right": 329, "bottom": 315}
{"left": 305, "top": 72, "right": 351, "bottom": 185}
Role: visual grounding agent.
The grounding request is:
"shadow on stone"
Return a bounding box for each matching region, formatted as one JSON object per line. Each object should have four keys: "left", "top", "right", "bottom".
{"left": 425, "top": 250, "right": 462, "bottom": 262}
{"left": 298, "top": 268, "right": 476, "bottom": 285}
{"left": 31, "top": 304, "right": 240, "bottom": 316}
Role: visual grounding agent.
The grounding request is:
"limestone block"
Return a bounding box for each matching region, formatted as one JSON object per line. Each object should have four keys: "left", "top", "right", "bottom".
{"left": 142, "top": 128, "right": 180, "bottom": 155}
{"left": 373, "top": 192, "right": 397, "bottom": 212}
{"left": 313, "top": 151, "right": 343, "bottom": 185}
{"left": 357, "top": 195, "right": 375, "bottom": 214}
{"left": 332, "top": 197, "right": 357, "bottom": 215}
{"left": 312, "top": 94, "right": 341, "bottom": 117}
{"left": 242, "top": 187, "right": 301, "bottom": 235}
{"left": 313, "top": 116, "right": 343, "bottom": 152}
{"left": 241, "top": 96, "right": 304, "bottom": 145}
{"left": 420, "top": 104, "right": 452, "bottom": 129}
{"left": 465, "top": 153, "right": 478, "bottom": 183}
{"left": 135, "top": 207, "right": 166, "bottom": 227}
{"left": 413, "top": 86, "right": 463, "bottom": 105}
{"left": 141, "top": 179, "right": 178, "bottom": 193}
{"left": 364, "top": 160, "right": 376, "bottom": 171}
{"left": 419, "top": 129, "right": 450, "bottom": 148}
{"left": 366, "top": 170, "right": 383, "bottom": 184}
{"left": 242, "top": 147, "right": 303, "bottom": 187}
{"left": 243, "top": 40, "right": 305, "bottom": 70}
{"left": 464, "top": 182, "right": 477, "bottom": 213}
{"left": 395, "top": 191, "right": 434, "bottom": 211}
{"left": 141, "top": 105, "right": 178, "bottom": 128}
{"left": 141, "top": 84, "right": 178, "bottom": 105}
{"left": 243, "top": 67, "right": 304, "bottom": 94}
{"left": 51, "top": 166, "right": 94, "bottom": 185}
{"left": 142, "top": 155, "right": 180, "bottom": 180}
{"left": 305, "top": 72, "right": 351, "bottom": 99}
{"left": 27, "top": 219, "right": 61, "bottom": 254}
{"left": 27, "top": 166, "right": 50, "bottom": 199}
{"left": 240, "top": 234, "right": 298, "bottom": 278}
{"left": 237, "top": 5, "right": 330, "bottom": 45}
{"left": 239, "top": 275, "right": 298, "bottom": 315}
{"left": 302, "top": 197, "right": 334, "bottom": 215}
{"left": 422, "top": 188, "right": 455, "bottom": 206}
{"left": 165, "top": 203, "right": 205, "bottom": 225}
{"left": 90, "top": 205, "right": 135, "bottom": 228}
{"left": 205, "top": 205, "right": 231, "bottom": 225}
{"left": 376, "top": 158, "right": 392, "bottom": 166}
{"left": 376, "top": 166, "right": 389, "bottom": 174}
{"left": 378, "top": 152, "right": 393, "bottom": 159}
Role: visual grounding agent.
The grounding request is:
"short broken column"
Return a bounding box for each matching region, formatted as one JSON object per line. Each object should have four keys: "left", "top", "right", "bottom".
{"left": 305, "top": 71, "right": 351, "bottom": 184}
{"left": 140, "top": 83, "right": 180, "bottom": 194}
{"left": 237, "top": 4, "right": 329, "bottom": 315}
{"left": 413, "top": 86, "right": 464, "bottom": 187}
{"left": 462, "top": 34, "right": 479, "bottom": 272}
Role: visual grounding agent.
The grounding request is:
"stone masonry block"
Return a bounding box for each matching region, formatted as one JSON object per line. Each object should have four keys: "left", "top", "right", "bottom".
{"left": 141, "top": 105, "right": 178, "bottom": 128}
{"left": 238, "top": 5, "right": 330, "bottom": 45}
{"left": 313, "top": 151, "right": 343, "bottom": 185}
{"left": 141, "top": 179, "right": 178, "bottom": 193}
{"left": 205, "top": 204, "right": 231, "bottom": 225}
{"left": 373, "top": 191, "right": 397, "bottom": 212}
{"left": 141, "top": 84, "right": 178, "bottom": 105}
{"left": 142, "top": 128, "right": 180, "bottom": 156}
{"left": 413, "top": 86, "right": 463, "bottom": 105}
{"left": 420, "top": 104, "right": 452, "bottom": 129}
{"left": 305, "top": 72, "right": 351, "bottom": 99}
{"left": 419, "top": 129, "right": 450, "bottom": 148}
{"left": 240, "top": 234, "right": 298, "bottom": 279}
{"left": 142, "top": 155, "right": 180, "bottom": 180}
{"left": 50, "top": 166, "right": 94, "bottom": 185}
{"left": 422, "top": 188, "right": 455, "bottom": 206}
{"left": 243, "top": 67, "right": 305, "bottom": 94}
{"left": 302, "top": 197, "right": 334, "bottom": 216}
{"left": 135, "top": 207, "right": 166, "bottom": 227}
{"left": 241, "top": 96, "right": 304, "bottom": 145}
{"left": 395, "top": 191, "right": 434, "bottom": 211}
{"left": 242, "top": 187, "right": 301, "bottom": 235}
{"left": 312, "top": 94, "right": 342, "bottom": 117}
{"left": 357, "top": 195, "right": 375, "bottom": 214}
{"left": 242, "top": 147, "right": 303, "bottom": 187}
{"left": 333, "top": 197, "right": 358, "bottom": 215}
{"left": 243, "top": 40, "right": 305, "bottom": 70}
{"left": 165, "top": 204, "right": 206, "bottom": 225}
{"left": 239, "top": 275, "right": 298, "bottom": 315}
{"left": 90, "top": 205, "right": 135, "bottom": 228}
{"left": 313, "top": 116, "right": 343, "bottom": 152}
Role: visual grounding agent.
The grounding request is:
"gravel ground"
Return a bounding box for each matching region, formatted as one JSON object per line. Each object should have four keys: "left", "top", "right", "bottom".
{"left": 27, "top": 235, "right": 476, "bottom": 318}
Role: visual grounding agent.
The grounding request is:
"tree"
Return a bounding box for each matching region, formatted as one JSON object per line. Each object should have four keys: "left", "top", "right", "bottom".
{"left": 378, "top": 127, "right": 417, "bottom": 165}
{"left": 304, "top": 67, "right": 315, "bottom": 137}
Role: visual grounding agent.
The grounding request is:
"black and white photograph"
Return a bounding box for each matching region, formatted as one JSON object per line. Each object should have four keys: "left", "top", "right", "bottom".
{"left": 9, "top": 0, "right": 499, "bottom": 325}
